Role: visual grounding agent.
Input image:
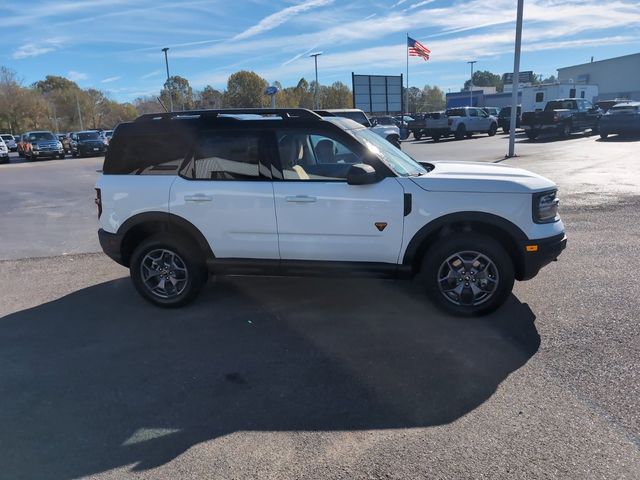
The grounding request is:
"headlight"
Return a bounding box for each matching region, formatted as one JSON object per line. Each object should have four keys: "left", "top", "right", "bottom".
{"left": 57, "top": 141, "right": 63, "bottom": 148}
{"left": 32, "top": 144, "right": 39, "bottom": 150}
{"left": 533, "top": 190, "right": 559, "bottom": 223}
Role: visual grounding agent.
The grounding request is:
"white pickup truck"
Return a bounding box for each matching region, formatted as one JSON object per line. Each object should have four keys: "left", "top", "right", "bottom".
{"left": 319, "top": 109, "right": 401, "bottom": 148}
{"left": 445, "top": 107, "right": 498, "bottom": 140}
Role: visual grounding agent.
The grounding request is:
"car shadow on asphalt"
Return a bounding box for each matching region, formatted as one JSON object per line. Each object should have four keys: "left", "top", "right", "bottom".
{"left": 0, "top": 276, "right": 539, "bottom": 479}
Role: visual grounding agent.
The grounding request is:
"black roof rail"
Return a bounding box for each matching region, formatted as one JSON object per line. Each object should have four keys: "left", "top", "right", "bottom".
{"left": 134, "top": 108, "right": 322, "bottom": 122}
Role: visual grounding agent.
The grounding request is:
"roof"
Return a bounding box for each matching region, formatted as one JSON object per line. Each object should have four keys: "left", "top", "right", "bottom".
{"left": 558, "top": 52, "right": 640, "bottom": 71}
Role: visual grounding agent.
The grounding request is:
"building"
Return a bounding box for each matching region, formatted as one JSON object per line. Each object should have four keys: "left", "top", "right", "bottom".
{"left": 557, "top": 53, "right": 640, "bottom": 101}
{"left": 446, "top": 89, "right": 521, "bottom": 109}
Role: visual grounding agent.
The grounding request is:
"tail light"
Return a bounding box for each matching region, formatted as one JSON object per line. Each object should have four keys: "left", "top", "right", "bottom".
{"left": 95, "top": 188, "right": 102, "bottom": 218}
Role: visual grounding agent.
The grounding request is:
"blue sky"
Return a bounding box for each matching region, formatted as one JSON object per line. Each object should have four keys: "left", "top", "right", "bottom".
{"left": 1, "top": 0, "right": 639, "bottom": 102}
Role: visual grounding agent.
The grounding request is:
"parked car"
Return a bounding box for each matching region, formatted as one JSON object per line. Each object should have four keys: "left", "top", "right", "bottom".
{"left": 497, "top": 105, "right": 522, "bottom": 133}
{"left": 70, "top": 131, "right": 107, "bottom": 157}
{"left": 16, "top": 133, "right": 28, "bottom": 157}
{"left": 317, "top": 109, "right": 401, "bottom": 148}
{"left": 482, "top": 107, "right": 501, "bottom": 117}
{"left": 595, "top": 99, "right": 632, "bottom": 113}
{"left": 99, "top": 129, "right": 114, "bottom": 148}
{"left": 0, "top": 137, "right": 9, "bottom": 164}
{"left": 1, "top": 134, "right": 17, "bottom": 152}
{"left": 521, "top": 98, "right": 602, "bottom": 140}
{"left": 23, "top": 131, "right": 65, "bottom": 160}
{"left": 598, "top": 102, "right": 640, "bottom": 139}
{"left": 407, "top": 112, "right": 450, "bottom": 141}
{"left": 445, "top": 107, "right": 498, "bottom": 140}
{"left": 56, "top": 133, "right": 70, "bottom": 154}
{"left": 96, "top": 108, "right": 566, "bottom": 315}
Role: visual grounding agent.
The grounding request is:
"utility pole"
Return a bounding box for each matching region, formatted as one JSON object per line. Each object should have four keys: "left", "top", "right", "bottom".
{"left": 310, "top": 52, "right": 322, "bottom": 109}
{"left": 76, "top": 94, "right": 84, "bottom": 130}
{"left": 162, "top": 47, "right": 174, "bottom": 112}
{"left": 467, "top": 60, "right": 477, "bottom": 107}
{"left": 508, "top": 0, "right": 524, "bottom": 158}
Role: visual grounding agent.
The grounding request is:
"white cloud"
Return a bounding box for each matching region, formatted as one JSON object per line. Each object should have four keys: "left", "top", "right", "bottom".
{"left": 406, "top": 0, "right": 436, "bottom": 10}
{"left": 140, "top": 69, "right": 162, "bottom": 80}
{"left": 12, "top": 37, "right": 67, "bottom": 59}
{"left": 392, "top": 0, "right": 407, "bottom": 6}
{"left": 101, "top": 76, "right": 122, "bottom": 83}
{"left": 68, "top": 70, "right": 88, "bottom": 82}
{"left": 233, "top": 0, "right": 334, "bottom": 40}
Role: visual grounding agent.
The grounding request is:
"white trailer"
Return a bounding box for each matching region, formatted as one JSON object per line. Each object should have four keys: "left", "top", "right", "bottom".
{"left": 521, "top": 83, "right": 599, "bottom": 112}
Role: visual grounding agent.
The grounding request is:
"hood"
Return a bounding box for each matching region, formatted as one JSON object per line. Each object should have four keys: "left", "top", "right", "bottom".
{"left": 371, "top": 125, "right": 400, "bottom": 136}
{"left": 411, "top": 161, "right": 556, "bottom": 194}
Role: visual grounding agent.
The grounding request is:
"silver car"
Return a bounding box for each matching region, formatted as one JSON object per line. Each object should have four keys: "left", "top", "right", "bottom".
{"left": 0, "top": 134, "right": 17, "bottom": 152}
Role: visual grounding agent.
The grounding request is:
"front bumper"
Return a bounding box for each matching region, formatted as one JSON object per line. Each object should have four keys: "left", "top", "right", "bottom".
{"left": 32, "top": 149, "right": 63, "bottom": 157}
{"left": 518, "top": 232, "right": 567, "bottom": 280}
{"left": 98, "top": 228, "right": 126, "bottom": 266}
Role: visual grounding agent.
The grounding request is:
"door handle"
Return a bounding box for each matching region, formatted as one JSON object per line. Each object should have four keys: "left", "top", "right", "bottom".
{"left": 184, "top": 194, "right": 213, "bottom": 202}
{"left": 285, "top": 195, "right": 317, "bottom": 203}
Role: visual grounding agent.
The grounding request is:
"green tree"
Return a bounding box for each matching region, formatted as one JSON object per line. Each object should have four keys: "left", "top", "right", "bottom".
{"left": 463, "top": 70, "right": 504, "bottom": 93}
{"left": 418, "top": 85, "right": 445, "bottom": 112}
{"left": 223, "top": 71, "right": 268, "bottom": 108}
{"left": 194, "top": 85, "right": 223, "bottom": 109}
{"left": 161, "top": 75, "right": 193, "bottom": 111}
{"left": 320, "top": 81, "right": 352, "bottom": 109}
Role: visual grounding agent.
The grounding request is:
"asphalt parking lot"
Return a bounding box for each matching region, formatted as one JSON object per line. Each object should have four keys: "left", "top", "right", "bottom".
{"left": 1, "top": 131, "right": 639, "bottom": 479}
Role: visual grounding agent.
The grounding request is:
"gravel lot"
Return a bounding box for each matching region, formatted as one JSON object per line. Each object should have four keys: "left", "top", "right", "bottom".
{"left": 0, "top": 132, "right": 639, "bottom": 479}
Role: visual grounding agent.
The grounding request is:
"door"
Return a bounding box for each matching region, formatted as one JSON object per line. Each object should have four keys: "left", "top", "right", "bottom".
{"left": 467, "top": 108, "right": 480, "bottom": 131}
{"left": 271, "top": 129, "right": 405, "bottom": 264}
{"left": 477, "top": 108, "right": 491, "bottom": 131}
{"left": 170, "top": 130, "right": 279, "bottom": 259}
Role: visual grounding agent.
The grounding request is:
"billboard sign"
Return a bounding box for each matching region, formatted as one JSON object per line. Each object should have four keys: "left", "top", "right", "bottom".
{"left": 352, "top": 73, "right": 403, "bottom": 114}
{"left": 503, "top": 71, "right": 535, "bottom": 84}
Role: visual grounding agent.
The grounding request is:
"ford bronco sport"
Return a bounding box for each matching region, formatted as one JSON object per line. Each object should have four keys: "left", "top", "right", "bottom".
{"left": 96, "top": 108, "right": 566, "bottom": 315}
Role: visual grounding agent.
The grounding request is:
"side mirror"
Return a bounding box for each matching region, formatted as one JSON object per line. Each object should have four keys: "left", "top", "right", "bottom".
{"left": 370, "top": 118, "right": 378, "bottom": 126}
{"left": 347, "top": 163, "right": 378, "bottom": 185}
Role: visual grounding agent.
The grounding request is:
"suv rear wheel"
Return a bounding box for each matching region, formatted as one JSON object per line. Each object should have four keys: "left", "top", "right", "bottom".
{"left": 419, "top": 233, "right": 514, "bottom": 316}
{"left": 130, "top": 234, "right": 207, "bottom": 308}
{"left": 454, "top": 124, "right": 467, "bottom": 140}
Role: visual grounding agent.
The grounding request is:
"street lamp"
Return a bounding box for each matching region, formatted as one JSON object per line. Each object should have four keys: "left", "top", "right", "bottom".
{"left": 161, "top": 47, "right": 174, "bottom": 112}
{"left": 309, "top": 52, "right": 323, "bottom": 109}
{"left": 467, "top": 60, "right": 477, "bottom": 107}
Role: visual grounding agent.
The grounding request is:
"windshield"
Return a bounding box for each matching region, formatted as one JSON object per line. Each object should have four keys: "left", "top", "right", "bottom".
{"left": 333, "top": 111, "right": 370, "bottom": 126}
{"left": 351, "top": 128, "right": 427, "bottom": 177}
{"left": 29, "top": 132, "right": 55, "bottom": 141}
{"left": 545, "top": 100, "right": 575, "bottom": 110}
{"left": 445, "top": 108, "right": 466, "bottom": 117}
{"left": 78, "top": 132, "right": 100, "bottom": 140}
{"left": 1, "top": 135, "right": 13, "bottom": 141}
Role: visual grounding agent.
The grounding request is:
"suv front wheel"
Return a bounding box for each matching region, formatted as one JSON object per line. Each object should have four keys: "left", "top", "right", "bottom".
{"left": 420, "top": 233, "right": 514, "bottom": 316}
{"left": 130, "top": 234, "right": 207, "bottom": 308}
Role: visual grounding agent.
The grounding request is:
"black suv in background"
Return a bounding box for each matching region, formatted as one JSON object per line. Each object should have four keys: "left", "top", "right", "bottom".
{"left": 498, "top": 106, "right": 521, "bottom": 133}
{"left": 70, "top": 131, "right": 107, "bottom": 157}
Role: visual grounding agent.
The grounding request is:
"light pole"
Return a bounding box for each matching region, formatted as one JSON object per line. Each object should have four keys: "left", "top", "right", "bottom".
{"left": 467, "top": 60, "right": 477, "bottom": 107}
{"left": 162, "top": 47, "right": 174, "bottom": 112}
{"left": 508, "top": 0, "right": 524, "bottom": 158}
{"left": 309, "top": 52, "right": 322, "bottom": 109}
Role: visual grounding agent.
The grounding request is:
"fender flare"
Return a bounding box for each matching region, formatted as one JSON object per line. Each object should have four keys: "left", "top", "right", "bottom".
{"left": 117, "top": 211, "right": 214, "bottom": 261}
{"left": 402, "top": 211, "right": 528, "bottom": 266}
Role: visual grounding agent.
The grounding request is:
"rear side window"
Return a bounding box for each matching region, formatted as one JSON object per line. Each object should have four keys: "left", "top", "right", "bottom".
{"left": 535, "top": 92, "right": 544, "bottom": 102}
{"left": 104, "top": 132, "right": 190, "bottom": 175}
{"left": 445, "top": 109, "right": 465, "bottom": 117}
{"left": 182, "top": 131, "right": 261, "bottom": 180}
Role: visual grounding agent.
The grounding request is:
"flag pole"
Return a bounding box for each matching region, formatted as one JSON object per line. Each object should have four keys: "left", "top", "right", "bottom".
{"left": 406, "top": 32, "right": 409, "bottom": 118}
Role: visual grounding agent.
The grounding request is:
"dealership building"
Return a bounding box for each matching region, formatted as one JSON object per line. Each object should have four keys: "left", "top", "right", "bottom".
{"left": 557, "top": 52, "right": 640, "bottom": 101}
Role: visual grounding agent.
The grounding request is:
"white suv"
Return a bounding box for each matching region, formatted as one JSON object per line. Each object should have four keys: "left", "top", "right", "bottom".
{"left": 319, "top": 109, "right": 401, "bottom": 148}
{"left": 96, "top": 108, "right": 566, "bottom": 315}
{"left": 446, "top": 107, "right": 498, "bottom": 140}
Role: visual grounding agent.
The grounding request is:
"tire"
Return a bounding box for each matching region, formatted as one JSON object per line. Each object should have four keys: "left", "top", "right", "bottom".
{"left": 58, "top": 153, "right": 65, "bottom": 159}
{"left": 419, "top": 233, "right": 515, "bottom": 316}
{"left": 525, "top": 129, "right": 539, "bottom": 140}
{"left": 488, "top": 123, "right": 497, "bottom": 136}
{"left": 432, "top": 134, "right": 441, "bottom": 142}
{"left": 503, "top": 126, "right": 510, "bottom": 134}
{"left": 465, "top": 132, "right": 473, "bottom": 139}
{"left": 413, "top": 131, "right": 423, "bottom": 140}
{"left": 130, "top": 233, "right": 207, "bottom": 308}
{"left": 18, "top": 150, "right": 24, "bottom": 158}
{"left": 600, "top": 132, "right": 609, "bottom": 140}
{"left": 454, "top": 124, "right": 466, "bottom": 140}
{"left": 559, "top": 122, "right": 571, "bottom": 138}
{"left": 71, "top": 150, "right": 77, "bottom": 158}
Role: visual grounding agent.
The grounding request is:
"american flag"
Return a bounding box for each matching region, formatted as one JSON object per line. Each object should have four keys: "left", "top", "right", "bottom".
{"left": 408, "top": 36, "right": 430, "bottom": 61}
